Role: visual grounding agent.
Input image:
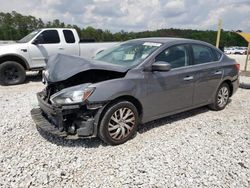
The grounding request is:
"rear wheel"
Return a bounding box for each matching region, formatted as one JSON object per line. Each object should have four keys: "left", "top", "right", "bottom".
{"left": 209, "top": 83, "right": 230, "bottom": 111}
{"left": 0, "top": 61, "right": 26, "bottom": 85}
{"left": 98, "top": 101, "right": 139, "bottom": 145}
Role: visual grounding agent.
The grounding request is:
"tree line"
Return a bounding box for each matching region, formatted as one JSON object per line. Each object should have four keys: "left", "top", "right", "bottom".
{"left": 0, "top": 11, "right": 247, "bottom": 47}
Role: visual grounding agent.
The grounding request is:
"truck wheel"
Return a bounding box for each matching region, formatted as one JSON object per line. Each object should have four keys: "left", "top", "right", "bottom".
{"left": 98, "top": 101, "right": 139, "bottom": 145}
{"left": 208, "top": 83, "right": 230, "bottom": 111}
{"left": 0, "top": 61, "right": 26, "bottom": 85}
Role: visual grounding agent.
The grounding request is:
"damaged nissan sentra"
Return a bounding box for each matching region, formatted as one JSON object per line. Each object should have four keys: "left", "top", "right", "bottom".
{"left": 31, "top": 38, "right": 239, "bottom": 145}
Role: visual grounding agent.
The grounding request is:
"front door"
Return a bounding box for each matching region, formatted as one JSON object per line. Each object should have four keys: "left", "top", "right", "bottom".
{"left": 28, "top": 30, "right": 63, "bottom": 68}
{"left": 144, "top": 44, "right": 195, "bottom": 119}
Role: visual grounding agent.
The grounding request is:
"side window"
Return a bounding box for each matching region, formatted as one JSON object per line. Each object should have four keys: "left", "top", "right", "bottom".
{"left": 63, "top": 30, "right": 75, "bottom": 43}
{"left": 155, "top": 45, "right": 189, "bottom": 69}
{"left": 213, "top": 49, "right": 222, "bottom": 61}
{"left": 192, "top": 45, "right": 215, "bottom": 64}
{"left": 36, "top": 30, "right": 60, "bottom": 44}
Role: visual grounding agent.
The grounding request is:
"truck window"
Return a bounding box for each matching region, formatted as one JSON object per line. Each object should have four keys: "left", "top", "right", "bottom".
{"left": 37, "top": 30, "right": 60, "bottom": 44}
{"left": 63, "top": 30, "right": 75, "bottom": 43}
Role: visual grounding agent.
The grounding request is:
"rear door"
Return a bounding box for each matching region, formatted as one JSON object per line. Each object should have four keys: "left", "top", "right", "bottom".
{"left": 144, "top": 44, "right": 196, "bottom": 118}
{"left": 61, "top": 29, "right": 79, "bottom": 56}
{"left": 190, "top": 44, "right": 223, "bottom": 106}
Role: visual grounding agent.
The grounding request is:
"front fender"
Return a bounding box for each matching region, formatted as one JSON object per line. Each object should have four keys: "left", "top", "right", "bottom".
{"left": 0, "top": 53, "right": 30, "bottom": 68}
{"left": 0, "top": 44, "right": 30, "bottom": 69}
{"left": 88, "top": 78, "right": 138, "bottom": 102}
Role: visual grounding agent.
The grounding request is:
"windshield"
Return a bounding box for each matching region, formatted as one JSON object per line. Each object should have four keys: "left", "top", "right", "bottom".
{"left": 18, "top": 30, "right": 41, "bottom": 43}
{"left": 94, "top": 41, "right": 162, "bottom": 67}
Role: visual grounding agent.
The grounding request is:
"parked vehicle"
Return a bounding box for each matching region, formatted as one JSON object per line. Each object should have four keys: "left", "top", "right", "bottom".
{"left": 31, "top": 38, "right": 240, "bottom": 145}
{"left": 0, "top": 28, "right": 117, "bottom": 85}
{"left": 224, "top": 46, "right": 246, "bottom": 55}
{"left": 235, "top": 47, "right": 247, "bottom": 55}
{"left": 224, "top": 47, "right": 235, "bottom": 54}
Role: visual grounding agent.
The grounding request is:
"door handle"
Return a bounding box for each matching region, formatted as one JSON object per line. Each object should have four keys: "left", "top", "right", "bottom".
{"left": 183, "top": 76, "right": 194, "bottom": 81}
{"left": 58, "top": 47, "right": 64, "bottom": 50}
{"left": 214, "top": 70, "right": 222, "bottom": 75}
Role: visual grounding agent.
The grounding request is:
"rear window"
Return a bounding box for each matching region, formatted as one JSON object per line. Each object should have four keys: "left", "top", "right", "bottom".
{"left": 213, "top": 49, "right": 222, "bottom": 61}
{"left": 63, "top": 30, "right": 75, "bottom": 43}
{"left": 192, "top": 44, "right": 216, "bottom": 64}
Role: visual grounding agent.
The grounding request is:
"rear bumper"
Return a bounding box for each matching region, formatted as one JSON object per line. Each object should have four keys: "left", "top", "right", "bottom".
{"left": 31, "top": 92, "right": 98, "bottom": 138}
{"left": 231, "top": 78, "right": 239, "bottom": 95}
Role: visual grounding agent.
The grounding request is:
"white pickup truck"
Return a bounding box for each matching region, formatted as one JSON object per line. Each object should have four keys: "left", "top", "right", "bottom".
{"left": 0, "top": 28, "right": 118, "bottom": 85}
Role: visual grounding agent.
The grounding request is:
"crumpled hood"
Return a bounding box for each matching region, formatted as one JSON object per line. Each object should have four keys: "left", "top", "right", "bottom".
{"left": 45, "top": 54, "right": 129, "bottom": 83}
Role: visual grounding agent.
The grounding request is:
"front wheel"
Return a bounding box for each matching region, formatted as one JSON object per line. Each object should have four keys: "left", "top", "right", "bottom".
{"left": 209, "top": 83, "right": 230, "bottom": 111}
{"left": 98, "top": 101, "right": 139, "bottom": 145}
{"left": 0, "top": 61, "right": 26, "bottom": 85}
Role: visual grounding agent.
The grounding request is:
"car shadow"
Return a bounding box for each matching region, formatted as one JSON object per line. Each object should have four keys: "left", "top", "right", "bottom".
{"left": 37, "top": 105, "right": 215, "bottom": 148}
{"left": 37, "top": 127, "right": 106, "bottom": 148}
{"left": 138, "top": 99, "right": 232, "bottom": 134}
{"left": 138, "top": 106, "right": 209, "bottom": 134}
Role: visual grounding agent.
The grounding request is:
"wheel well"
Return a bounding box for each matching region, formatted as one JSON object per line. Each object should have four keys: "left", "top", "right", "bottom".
{"left": 98, "top": 95, "right": 143, "bottom": 125}
{"left": 223, "top": 80, "right": 233, "bottom": 97}
{"left": 111, "top": 96, "right": 143, "bottom": 117}
{"left": 0, "top": 55, "right": 28, "bottom": 70}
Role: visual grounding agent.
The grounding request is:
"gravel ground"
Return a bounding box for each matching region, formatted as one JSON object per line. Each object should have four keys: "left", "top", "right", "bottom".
{"left": 0, "top": 75, "right": 249, "bottom": 188}
{"left": 240, "top": 76, "right": 250, "bottom": 84}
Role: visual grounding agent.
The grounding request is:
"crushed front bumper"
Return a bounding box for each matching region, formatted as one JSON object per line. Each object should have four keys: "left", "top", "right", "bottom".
{"left": 31, "top": 92, "right": 99, "bottom": 138}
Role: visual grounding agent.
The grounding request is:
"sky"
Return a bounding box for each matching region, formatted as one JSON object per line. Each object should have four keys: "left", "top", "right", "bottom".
{"left": 1, "top": 0, "right": 250, "bottom": 32}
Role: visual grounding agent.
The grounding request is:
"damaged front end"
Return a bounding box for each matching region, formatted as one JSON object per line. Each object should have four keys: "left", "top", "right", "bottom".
{"left": 31, "top": 84, "right": 102, "bottom": 138}
{"left": 31, "top": 54, "right": 127, "bottom": 138}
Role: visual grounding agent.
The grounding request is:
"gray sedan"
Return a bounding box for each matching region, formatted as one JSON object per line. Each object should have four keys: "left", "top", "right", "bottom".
{"left": 31, "top": 38, "right": 239, "bottom": 145}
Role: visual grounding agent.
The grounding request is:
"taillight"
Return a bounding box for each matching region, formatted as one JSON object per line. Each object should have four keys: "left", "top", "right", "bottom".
{"left": 235, "top": 63, "right": 240, "bottom": 72}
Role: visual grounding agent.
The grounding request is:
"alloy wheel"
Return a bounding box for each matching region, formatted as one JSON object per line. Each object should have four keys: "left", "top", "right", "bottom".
{"left": 108, "top": 107, "right": 136, "bottom": 140}
{"left": 217, "top": 86, "right": 229, "bottom": 108}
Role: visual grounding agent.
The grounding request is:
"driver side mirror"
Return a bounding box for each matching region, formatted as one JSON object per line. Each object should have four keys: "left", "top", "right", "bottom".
{"left": 32, "top": 38, "right": 39, "bottom": 45}
{"left": 152, "top": 61, "right": 171, "bottom": 71}
{"left": 32, "top": 34, "right": 44, "bottom": 45}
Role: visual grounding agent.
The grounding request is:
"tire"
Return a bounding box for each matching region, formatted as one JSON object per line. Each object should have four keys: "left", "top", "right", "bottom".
{"left": 0, "top": 61, "right": 26, "bottom": 85}
{"left": 209, "top": 83, "right": 230, "bottom": 111}
{"left": 98, "top": 101, "right": 139, "bottom": 145}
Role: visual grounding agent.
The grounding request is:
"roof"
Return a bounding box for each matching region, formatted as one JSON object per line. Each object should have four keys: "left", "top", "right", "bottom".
{"left": 131, "top": 37, "right": 193, "bottom": 43}
{"left": 130, "top": 37, "right": 215, "bottom": 47}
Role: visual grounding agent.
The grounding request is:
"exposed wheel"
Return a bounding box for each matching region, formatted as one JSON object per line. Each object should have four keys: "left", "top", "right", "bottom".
{"left": 99, "top": 101, "right": 139, "bottom": 145}
{"left": 209, "top": 83, "right": 230, "bottom": 111}
{"left": 0, "top": 61, "right": 26, "bottom": 85}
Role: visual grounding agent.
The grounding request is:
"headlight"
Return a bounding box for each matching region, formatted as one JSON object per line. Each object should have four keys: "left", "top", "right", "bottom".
{"left": 50, "top": 84, "right": 95, "bottom": 105}
{"left": 42, "top": 70, "right": 49, "bottom": 85}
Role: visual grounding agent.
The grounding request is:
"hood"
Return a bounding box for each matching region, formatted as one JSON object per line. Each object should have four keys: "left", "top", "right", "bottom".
{"left": 0, "top": 42, "right": 17, "bottom": 46}
{"left": 45, "top": 54, "right": 129, "bottom": 83}
{"left": 0, "top": 43, "right": 27, "bottom": 55}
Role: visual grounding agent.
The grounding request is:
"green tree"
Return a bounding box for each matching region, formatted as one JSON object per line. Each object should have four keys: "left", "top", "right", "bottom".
{"left": 0, "top": 11, "right": 247, "bottom": 46}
